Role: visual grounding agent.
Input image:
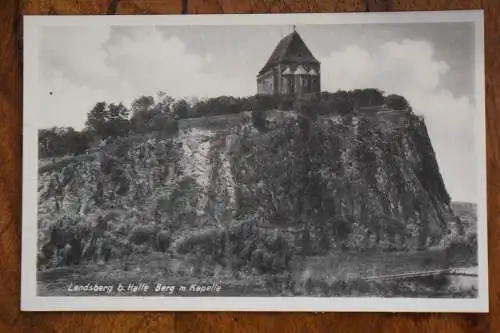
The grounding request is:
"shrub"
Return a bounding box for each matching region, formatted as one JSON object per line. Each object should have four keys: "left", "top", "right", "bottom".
{"left": 248, "top": 94, "right": 281, "bottom": 111}
{"left": 128, "top": 225, "right": 158, "bottom": 246}
{"left": 319, "top": 91, "right": 354, "bottom": 115}
{"left": 386, "top": 94, "right": 411, "bottom": 110}
{"left": 37, "top": 216, "right": 96, "bottom": 269}
{"left": 190, "top": 96, "right": 248, "bottom": 117}
{"left": 279, "top": 96, "right": 295, "bottom": 110}
{"left": 155, "top": 230, "right": 172, "bottom": 253}
{"left": 252, "top": 110, "right": 268, "bottom": 132}
{"left": 174, "top": 221, "right": 295, "bottom": 275}
{"left": 445, "top": 234, "right": 477, "bottom": 265}
{"left": 351, "top": 88, "right": 385, "bottom": 107}
{"left": 146, "top": 113, "right": 179, "bottom": 136}
{"left": 175, "top": 228, "right": 224, "bottom": 256}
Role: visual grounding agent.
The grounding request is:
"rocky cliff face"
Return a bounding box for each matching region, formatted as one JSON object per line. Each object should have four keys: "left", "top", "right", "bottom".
{"left": 37, "top": 109, "right": 463, "bottom": 269}
{"left": 231, "top": 110, "right": 462, "bottom": 254}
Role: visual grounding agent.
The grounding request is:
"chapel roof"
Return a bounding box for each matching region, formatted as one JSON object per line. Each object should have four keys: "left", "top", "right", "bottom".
{"left": 258, "top": 29, "right": 320, "bottom": 75}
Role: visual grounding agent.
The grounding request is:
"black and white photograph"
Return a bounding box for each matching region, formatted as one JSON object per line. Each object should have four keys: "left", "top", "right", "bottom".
{"left": 22, "top": 11, "right": 488, "bottom": 312}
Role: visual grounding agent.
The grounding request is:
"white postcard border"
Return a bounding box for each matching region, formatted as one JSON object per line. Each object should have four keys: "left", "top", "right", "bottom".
{"left": 21, "top": 10, "right": 488, "bottom": 312}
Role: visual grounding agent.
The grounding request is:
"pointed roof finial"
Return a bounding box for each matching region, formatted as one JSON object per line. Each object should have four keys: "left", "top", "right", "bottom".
{"left": 292, "top": 25, "right": 296, "bottom": 32}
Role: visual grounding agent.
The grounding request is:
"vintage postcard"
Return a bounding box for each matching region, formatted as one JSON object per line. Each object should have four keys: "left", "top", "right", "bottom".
{"left": 22, "top": 11, "right": 487, "bottom": 312}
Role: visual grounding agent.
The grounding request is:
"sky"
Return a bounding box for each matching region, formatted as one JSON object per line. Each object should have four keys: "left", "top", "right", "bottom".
{"left": 37, "top": 22, "right": 480, "bottom": 203}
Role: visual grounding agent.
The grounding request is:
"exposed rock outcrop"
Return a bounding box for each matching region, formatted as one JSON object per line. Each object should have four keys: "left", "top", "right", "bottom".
{"left": 37, "top": 109, "right": 463, "bottom": 269}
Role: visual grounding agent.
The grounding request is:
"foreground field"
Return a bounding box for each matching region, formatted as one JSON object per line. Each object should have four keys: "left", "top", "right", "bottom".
{"left": 38, "top": 245, "right": 478, "bottom": 298}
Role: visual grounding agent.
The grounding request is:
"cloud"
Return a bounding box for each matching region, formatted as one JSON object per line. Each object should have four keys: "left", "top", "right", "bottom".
{"left": 40, "top": 27, "right": 117, "bottom": 89}
{"left": 320, "top": 39, "right": 478, "bottom": 202}
{"left": 38, "top": 26, "right": 253, "bottom": 130}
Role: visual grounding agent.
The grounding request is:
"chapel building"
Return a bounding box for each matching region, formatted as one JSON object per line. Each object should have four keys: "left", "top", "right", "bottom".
{"left": 256, "top": 28, "right": 321, "bottom": 96}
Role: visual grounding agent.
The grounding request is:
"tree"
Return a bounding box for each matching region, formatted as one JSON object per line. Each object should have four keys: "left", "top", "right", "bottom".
{"left": 38, "top": 126, "right": 91, "bottom": 158}
{"left": 65, "top": 128, "right": 91, "bottom": 156}
{"left": 130, "top": 95, "right": 155, "bottom": 125}
{"left": 85, "top": 102, "right": 108, "bottom": 138}
{"left": 85, "top": 101, "right": 131, "bottom": 140}
{"left": 128, "top": 92, "right": 180, "bottom": 134}
{"left": 155, "top": 91, "right": 175, "bottom": 113}
{"left": 172, "top": 99, "right": 189, "bottom": 119}
{"left": 39, "top": 127, "right": 61, "bottom": 158}
{"left": 106, "top": 103, "right": 131, "bottom": 137}
{"left": 130, "top": 96, "right": 160, "bottom": 133}
{"left": 131, "top": 96, "right": 155, "bottom": 114}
